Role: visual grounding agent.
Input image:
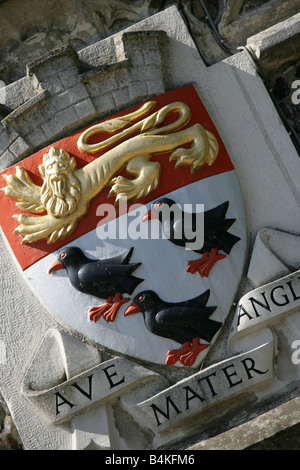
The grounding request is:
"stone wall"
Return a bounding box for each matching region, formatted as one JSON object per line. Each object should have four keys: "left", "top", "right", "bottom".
{"left": 0, "top": 1, "right": 299, "bottom": 150}
{"left": 0, "top": 30, "right": 167, "bottom": 171}
{"left": 0, "top": 0, "right": 299, "bottom": 84}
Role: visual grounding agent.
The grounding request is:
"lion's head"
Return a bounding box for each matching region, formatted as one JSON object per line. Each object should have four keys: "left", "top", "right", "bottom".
{"left": 39, "top": 147, "right": 81, "bottom": 218}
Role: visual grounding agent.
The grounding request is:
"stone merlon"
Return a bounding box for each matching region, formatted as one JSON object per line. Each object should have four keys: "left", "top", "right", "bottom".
{"left": 0, "top": 30, "right": 168, "bottom": 169}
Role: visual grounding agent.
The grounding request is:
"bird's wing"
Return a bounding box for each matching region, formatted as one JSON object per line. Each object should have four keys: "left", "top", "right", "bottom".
{"left": 168, "top": 290, "right": 216, "bottom": 313}
{"left": 204, "top": 201, "right": 237, "bottom": 235}
{"left": 78, "top": 262, "right": 140, "bottom": 284}
{"left": 173, "top": 212, "right": 196, "bottom": 239}
{"left": 178, "top": 201, "right": 229, "bottom": 233}
{"left": 173, "top": 202, "right": 236, "bottom": 243}
{"left": 212, "top": 231, "right": 241, "bottom": 254}
{"left": 169, "top": 211, "right": 203, "bottom": 246}
{"left": 193, "top": 318, "right": 222, "bottom": 342}
{"left": 205, "top": 217, "right": 236, "bottom": 235}
{"left": 156, "top": 306, "right": 215, "bottom": 327}
{"left": 91, "top": 248, "right": 135, "bottom": 266}
{"left": 109, "top": 247, "right": 135, "bottom": 265}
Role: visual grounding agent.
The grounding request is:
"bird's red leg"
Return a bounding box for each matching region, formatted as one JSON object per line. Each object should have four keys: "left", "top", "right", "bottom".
{"left": 180, "top": 338, "right": 209, "bottom": 366}
{"left": 89, "top": 297, "right": 114, "bottom": 323}
{"left": 186, "top": 252, "right": 210, "bottom": 274}
{"left": 89, "top": 294, "right": 129, "bottom": 323}
{"left": 199, "top": 248, "right": 226, "bottom": 277}
{"left": 165, "top": 342, "right": 192, "bottom": 366}
{"left": 187, "top": 248, "right": 226, "bottom": 277}
{"left": 102, "top": 293, "right": 130, "bottom": 322}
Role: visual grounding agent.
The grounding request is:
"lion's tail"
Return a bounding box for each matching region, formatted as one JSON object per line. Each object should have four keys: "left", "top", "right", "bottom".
{"left": 205, "top": 130, "right": 219, "bottom": 166}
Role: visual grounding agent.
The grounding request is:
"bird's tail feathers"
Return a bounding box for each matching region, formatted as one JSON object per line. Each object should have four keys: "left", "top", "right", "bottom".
{"left": 214, "top": 231, "right": 241, "bottom": 254}
{"left": 122, "top": 247, "right": 134, "bottom": 264}
{"left": 124, "top": 262, "right": 142, "bottom": 274}
{"left": 126, "top": 275, "right": 144, "bottom": 295}
{"left": 206, "top": 201, "right": 229, "bottom": 220}
{"left": 106, "top": 247, "right": 135, "bottom": 265}
{"left": 186, "top": 289, "right": 211, "bottom": 309}
{"left": 133, "top": 262, "right": 142, "bottom": 274}
{"left": 203, "top": 305, "right": 218, "bottom": 319}
{"left": 110, "top": 262, "right": 141, "bottom": 278}
{"left": 196, "top": 318, "right": 222, "bottom": 342}
{"left": 221, "top": 218, "right": 236, "bottom": 231}
{"left": 199, "top": 289, "right": 210, "bottom": 306}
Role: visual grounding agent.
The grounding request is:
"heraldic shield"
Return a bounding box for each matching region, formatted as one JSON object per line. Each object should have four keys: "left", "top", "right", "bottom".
{"left": 0, "top": 85, "right": 247, "bottom": 368}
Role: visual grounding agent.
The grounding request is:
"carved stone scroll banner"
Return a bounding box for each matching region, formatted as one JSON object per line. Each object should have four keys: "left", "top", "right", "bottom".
{"left": 21, "top": 326, "right": 273, "bottom": 437}
{"left": 22, "top": 234, "right": 300, "bottom": 437}
{"left": 129, "top": 342, "right": 273, "bottom": 433}
{"left": 229, "top": 271, "right": 300, "bottom": 355}
{"left": 19, "top": 328, "right": 168, "bottom": 449}
{"left": 20, "top": 258, "right": 300, "bottom": 438}
{"left": 22, "top": 355, "right": 165, "bottom": 425}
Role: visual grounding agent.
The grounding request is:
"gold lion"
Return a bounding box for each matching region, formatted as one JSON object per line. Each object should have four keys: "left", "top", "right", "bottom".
{"left": 1, "top": 101, "right": 219, "bottom": 244}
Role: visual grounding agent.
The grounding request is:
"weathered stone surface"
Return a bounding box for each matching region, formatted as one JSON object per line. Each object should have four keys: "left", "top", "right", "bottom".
{"left": 247, "top": 12, "right": 300, "bottom": 74}
{"left": 0, "top": 416, "right": 23, "bottom": 450}
{"left": 0, "top": 0, "right": 299, "bottom": 84}
{"left": 247, "top": 422, "right": 300, "bottom": 450}
{"left": 1, "top": 1, "right": 299, "bottom": 144}
{"left": 187, "top": 395, "right": 300, "bottom": 450}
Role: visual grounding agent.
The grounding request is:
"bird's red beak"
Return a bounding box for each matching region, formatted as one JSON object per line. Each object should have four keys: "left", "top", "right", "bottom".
{"left": 48, "top": 259, "right": 64, "bottom": 274}
{"left": 124, "top": 302, "right": 141, "bottom": 316}
{"left": 142, "top": 208, "right": 157, "bottom": 222}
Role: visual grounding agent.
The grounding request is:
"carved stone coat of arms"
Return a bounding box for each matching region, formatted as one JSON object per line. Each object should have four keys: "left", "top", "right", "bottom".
{"left": 1, "top": 7, "right": 300, "bottom": 450}
{"left": 0, "top": 85, "right": 246, "bottom": 369}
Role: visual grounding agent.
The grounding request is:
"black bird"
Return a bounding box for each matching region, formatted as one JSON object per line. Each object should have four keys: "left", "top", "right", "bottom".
{"left": 143, "top": 197, "right": 240, "bottom": 277}
{"left": 48, "top": 246, "right": 143, "bottom": 323}
{"left": 124, "top": 289, "right": 221, "bottom": 366}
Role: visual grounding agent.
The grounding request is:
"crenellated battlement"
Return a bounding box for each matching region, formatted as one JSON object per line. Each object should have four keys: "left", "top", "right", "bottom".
{"left": 0, "top": 30, "right": 168, "bottom": 169}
